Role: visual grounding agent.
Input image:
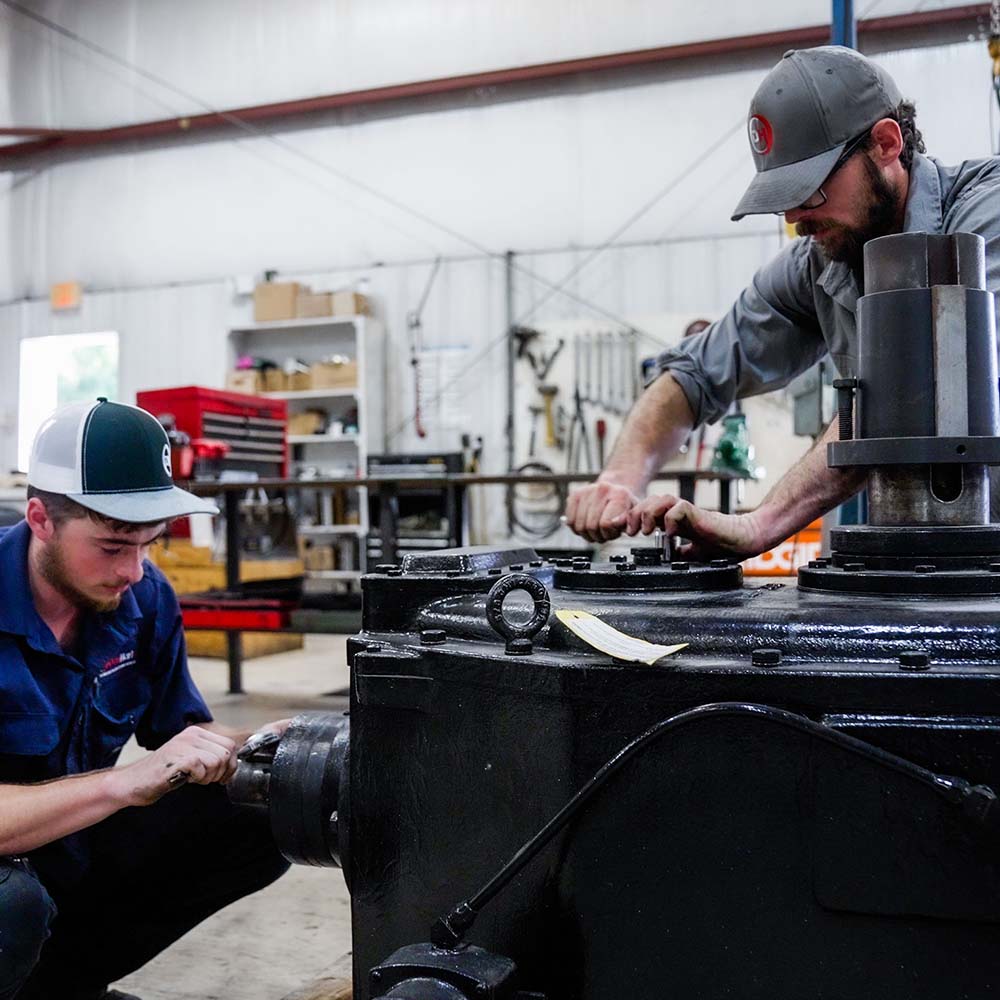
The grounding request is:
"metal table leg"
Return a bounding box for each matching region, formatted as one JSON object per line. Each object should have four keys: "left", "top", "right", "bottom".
{"left": 719, "top": 479, "right": 732, "bottom": 515}
{"left": 224, "top": 490, "right": 244, "bottom": 695}
{"left": 678, "top": 474, "right": 696, "bottom": 505}
{"left": 379, "top": 483, "right": 400, "bottom": 565}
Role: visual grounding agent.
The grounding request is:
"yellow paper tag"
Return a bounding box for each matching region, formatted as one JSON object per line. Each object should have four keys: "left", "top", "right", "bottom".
{"left": 556, "top": 609, "right": 687, "bottom": 665}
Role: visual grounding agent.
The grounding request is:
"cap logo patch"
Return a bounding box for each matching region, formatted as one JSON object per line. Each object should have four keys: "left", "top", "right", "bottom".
{"left": 162, "top": 443, "right": 172, "bottom": 477}
{"left": 748, "top": 115, "right": 773, "bottom": 155}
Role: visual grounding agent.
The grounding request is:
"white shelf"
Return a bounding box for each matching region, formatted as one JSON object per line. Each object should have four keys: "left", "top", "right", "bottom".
{"left": 288, "top": 433, "right": 359, "bottom": 444}
{"left": 230, "top": 315, "right": 369, "bottom": 333}
{"left": 298, "top": 523, "right": 366, "bottom": 537}
{"left": 305, "top": 569, "right": 362, "bottom": 580}
{"left": 263, "top": 387, "right": 358, "bottom": 401}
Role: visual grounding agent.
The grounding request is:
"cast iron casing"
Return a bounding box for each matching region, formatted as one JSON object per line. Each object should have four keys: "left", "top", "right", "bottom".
{"left": 344, "top": 546, "right": 1000, "bottom": 999}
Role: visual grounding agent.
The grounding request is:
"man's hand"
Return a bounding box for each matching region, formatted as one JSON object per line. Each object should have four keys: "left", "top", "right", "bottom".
{"left": 625, "top": 493, "right": 766, "bottom": 560}
{"left": 108, "top": 726, "right": 238, "bottom": 808}
{"left": 237, "top": 718, "right": 294, "bottom": 760}
{"left": 565, "top": 480, "right": 642, "bottom": 542}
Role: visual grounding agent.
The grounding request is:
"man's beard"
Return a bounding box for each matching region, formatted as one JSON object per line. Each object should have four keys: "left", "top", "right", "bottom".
{"left": 796, "top": 155, "right": 901, "bottom": 277}
{"left": 38, "top": 540, "right": 123, "bottom": 614}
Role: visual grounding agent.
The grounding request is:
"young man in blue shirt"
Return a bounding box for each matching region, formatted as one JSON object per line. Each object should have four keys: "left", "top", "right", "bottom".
{"left": 0, "top": 399, "right": 291, "bottom": 1000}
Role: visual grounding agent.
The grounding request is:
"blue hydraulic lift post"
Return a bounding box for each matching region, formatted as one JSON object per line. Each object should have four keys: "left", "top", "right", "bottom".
{"left": 830, "top": 0, "right": 868, "bottom": 528}
{"left": 831, "top": 0, "right": 857, "bottom": 49}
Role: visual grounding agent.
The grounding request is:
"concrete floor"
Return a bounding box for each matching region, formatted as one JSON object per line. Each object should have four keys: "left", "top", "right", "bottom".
{"left": 114, "top": 635, "right": 355, "bottom": 1000}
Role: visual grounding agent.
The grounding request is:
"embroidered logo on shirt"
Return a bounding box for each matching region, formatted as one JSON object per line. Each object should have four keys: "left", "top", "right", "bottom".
{"left": 101, "top": 649, "right": 136, "bottom": 677}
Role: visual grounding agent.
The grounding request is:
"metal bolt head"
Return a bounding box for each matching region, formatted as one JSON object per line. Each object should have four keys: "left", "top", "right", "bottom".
{"left": 529, "top": 560, "right": 544, "bottom": 567}
{"left": 510, "top": 564, "right": 524, "bottom": 571}
{"left": 616, "top": 562, "right": 635, "bottom": 572}
{"left": 609, "top": 554, "right": 627, "bottom": 563}
{"left": 506, "top": 638, "right": 533, "bottom": 656}
{"left": 489, "top": 567, "right": 503, "bottom": 575}
{"left": 387, "top": 568, "right": 403, "bottom": 577}
{"left": 421, "top": 629, "right": 446, "bottom": 645}
{"left": 752, "top": 647, "right": 782, "bottom": 667}
{"left": 671, "top": 561, "right": 690, "bottom": 572}
{"left": 899, "top": 650, "right": 930, "bottom": 670}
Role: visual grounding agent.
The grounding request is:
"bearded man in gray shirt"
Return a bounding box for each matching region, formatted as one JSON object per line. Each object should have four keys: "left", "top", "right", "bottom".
{"left": 565, "top": 45, "right": 1000, "bottom": 552}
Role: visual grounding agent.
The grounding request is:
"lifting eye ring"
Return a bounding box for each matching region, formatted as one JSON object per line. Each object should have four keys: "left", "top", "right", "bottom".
{"left": 485, "top": 573, "right": 550, "bottom": 655}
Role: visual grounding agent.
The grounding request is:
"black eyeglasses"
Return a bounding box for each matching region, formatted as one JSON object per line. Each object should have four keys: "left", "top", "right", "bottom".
{"left": 782, "top": 129, "right": 872, "bottom": 214}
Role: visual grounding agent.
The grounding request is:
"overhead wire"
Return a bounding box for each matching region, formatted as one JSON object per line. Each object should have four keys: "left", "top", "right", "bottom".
{"left": 513, "top": 117, "right": 745, "bottom": 326}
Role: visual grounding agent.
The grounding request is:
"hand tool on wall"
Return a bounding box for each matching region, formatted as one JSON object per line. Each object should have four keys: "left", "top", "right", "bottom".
{"left": 513, "top": 326, "right": 565, "bottom": 382}
{"left": 539, "top": 385, "right": 560, "bottom": 448}
{"left": 567, "top": 385, "right": 592, "bottom": 471}
{"left": 595, "top": 334, "right": 605, "bottom": 411}
{"left": 605, "top": 331, "right": 622, "bottom": 414}
{"left": 527, "top": 406, "right": 543, "bottom": 457}
{"left": 583, "top": 332, "right": 594, "bottom": 405}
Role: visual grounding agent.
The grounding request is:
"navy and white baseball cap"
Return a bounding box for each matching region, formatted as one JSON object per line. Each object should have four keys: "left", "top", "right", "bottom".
{"left": 28, "top": 398, "right": 219, "bottom": 523}
{"left": 731, "top": 46, "right": 903, "bottom": 220}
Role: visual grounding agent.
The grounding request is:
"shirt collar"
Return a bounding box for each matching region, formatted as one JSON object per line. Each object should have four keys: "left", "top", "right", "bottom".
{"left": 901, "top": 153, "right": 943, "bottom": 235}
{"left": 0, "top": 520, "right": 143, "bottom": 653}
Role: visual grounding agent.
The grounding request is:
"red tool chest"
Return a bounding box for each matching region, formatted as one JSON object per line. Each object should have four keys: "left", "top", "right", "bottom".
{"left": 137, "top": 385, "right": 289, "bottom": 478}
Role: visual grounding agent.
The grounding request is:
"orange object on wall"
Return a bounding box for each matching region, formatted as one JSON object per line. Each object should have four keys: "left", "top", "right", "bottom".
{"left": 743, "top": 519, "right": 822, "bottom": 576}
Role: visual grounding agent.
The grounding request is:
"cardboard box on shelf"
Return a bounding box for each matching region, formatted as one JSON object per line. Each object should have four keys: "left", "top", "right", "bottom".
{"left": 302, "top": 543, "right": 336, "bottom": 572}
{"left": 253, "top": 281, "right": 301, "bottom": 322}
{"left": 331, "top": 291, "right": 372, "bottom": 317}
{"left": 310, "top": 360, "right": 358, "bottom": 389}
{"left": 296, "top": 291, "right": 333, "bottom": 318}
{"left": 262, "top": 368, "right": 286, "bottom": 392}
{"left": 226, "top": 370, "right": 262, "bottom": 394}
{"left": 287, "top": 371, "right": 311, "bottom": 391}
{"left": 288, "top": 410, "right": 326, "bottom": 436}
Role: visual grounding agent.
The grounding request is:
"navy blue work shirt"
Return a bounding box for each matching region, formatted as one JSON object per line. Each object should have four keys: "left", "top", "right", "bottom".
{"left": 0, "top": 520, "right": 212, "bottom": 885}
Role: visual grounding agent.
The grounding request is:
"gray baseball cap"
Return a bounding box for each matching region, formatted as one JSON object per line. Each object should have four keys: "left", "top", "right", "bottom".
{"left": 731, "top": 46, "right": 903, "bottom": 221}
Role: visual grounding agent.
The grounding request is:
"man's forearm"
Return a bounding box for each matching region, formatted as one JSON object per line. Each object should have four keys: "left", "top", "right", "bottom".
{"left": 752, "top": 418, "right": 866, "bottom": 550}
{"left": 599, "top": 372, "right": 696, "bottom": 494}
{"left": 0, "top": 770, "right": 122, "bottom": 856}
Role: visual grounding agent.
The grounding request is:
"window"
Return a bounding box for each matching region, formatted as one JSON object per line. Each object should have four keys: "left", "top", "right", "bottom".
{"left": 17, "top": 332, "right": 119, "bottom": 472}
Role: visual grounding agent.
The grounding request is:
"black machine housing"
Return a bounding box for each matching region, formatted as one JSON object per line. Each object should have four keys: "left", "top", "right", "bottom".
{"left": 231, "top": 233, "right": 1000, "bottom": 999}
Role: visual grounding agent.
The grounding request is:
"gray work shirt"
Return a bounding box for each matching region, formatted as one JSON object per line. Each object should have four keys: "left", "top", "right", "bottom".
{"left": 657, "top": 152, "right": 1000, "bottom": 428}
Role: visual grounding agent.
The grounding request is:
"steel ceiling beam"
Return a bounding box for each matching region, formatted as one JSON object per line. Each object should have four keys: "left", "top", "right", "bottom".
{"left": 0, "top": 3, "right": 988, "bottom": 166}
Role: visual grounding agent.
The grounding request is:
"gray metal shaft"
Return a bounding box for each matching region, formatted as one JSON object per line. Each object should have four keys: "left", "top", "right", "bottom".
{"left": 867, "top": 464, "right": 990, "bottom": 527}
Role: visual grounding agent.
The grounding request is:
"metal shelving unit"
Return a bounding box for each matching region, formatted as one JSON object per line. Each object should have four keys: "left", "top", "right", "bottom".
{"left": 228, "top": 314, "right": 385, "bottom": 584}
